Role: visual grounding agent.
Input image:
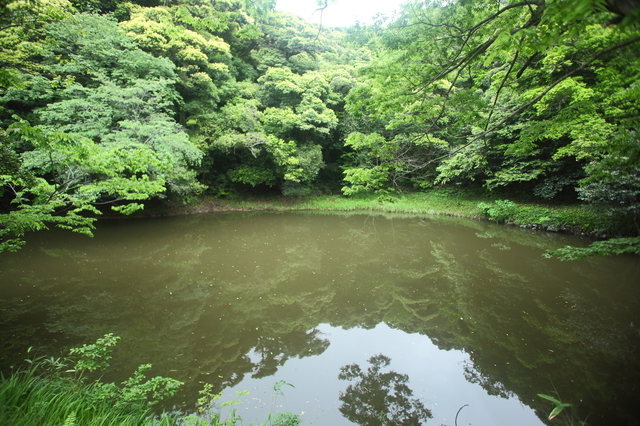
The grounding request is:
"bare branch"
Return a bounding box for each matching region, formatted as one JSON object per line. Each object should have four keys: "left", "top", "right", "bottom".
{"left": 313, "top": 0, "right": 329, "bottom": 41}
{"left": 484, "top": 49, "right": 520, "bottom": 133}
{"left": 407, "top": 0, "right": 544, "bottom": 93}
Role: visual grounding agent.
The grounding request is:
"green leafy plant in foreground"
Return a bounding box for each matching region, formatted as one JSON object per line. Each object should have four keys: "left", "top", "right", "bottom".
{"left": 181, "top": 383, "right": 243, "bottom": 426}
{"left": 181, "top": 381, "right": 300, "bottom": 426}
{"left": 2, "top": 334, "right": 182, "bottom": 425}
{"left": 3, "top": 334, "right": 303, "bottom": 426}
{"left": 538, "top": 393, "right": 588, "bottom": 426}
{"left": 267, "top": 381, "right": 298, "bottom": 426}
{"left": 68, "top": 333, "right": 120, "bottom": 375}
{"left": 0, "top": 369, "right": 172, "bottom": 426}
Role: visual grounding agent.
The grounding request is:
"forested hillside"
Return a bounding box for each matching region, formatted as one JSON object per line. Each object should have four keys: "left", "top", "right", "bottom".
{"left": 1, "top": 0, "right": 639, "bottom": 254}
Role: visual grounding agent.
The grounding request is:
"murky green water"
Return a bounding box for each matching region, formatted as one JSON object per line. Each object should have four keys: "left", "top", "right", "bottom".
{"left": 1, "top": 212, "right": 639, "bottom": 425}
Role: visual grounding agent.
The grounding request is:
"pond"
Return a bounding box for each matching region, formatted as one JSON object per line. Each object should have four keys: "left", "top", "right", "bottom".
{"left": 1, "top": 211, "right": 639, "bottom": 426}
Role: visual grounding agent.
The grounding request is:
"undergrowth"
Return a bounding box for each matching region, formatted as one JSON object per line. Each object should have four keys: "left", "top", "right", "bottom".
{"left": 477, "top": 199, "right": 631, "bottom": 237}
{"left": 0, "top": 335, "right": 301, "bottom": 426}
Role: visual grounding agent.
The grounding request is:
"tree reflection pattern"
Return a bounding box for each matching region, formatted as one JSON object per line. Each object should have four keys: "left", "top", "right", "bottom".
{"left": 338, "top": 354, "right": 432, "bottom": 426}
{"left": 1, "top": 212, "right": 639, "bottom": 425}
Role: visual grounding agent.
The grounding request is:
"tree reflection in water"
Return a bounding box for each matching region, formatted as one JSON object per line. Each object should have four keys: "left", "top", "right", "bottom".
{"left": 338, "top": 354, "right": 433, "bottom": 426}
{"left": 2, "top": 212, "right": 639, "bottom": 424}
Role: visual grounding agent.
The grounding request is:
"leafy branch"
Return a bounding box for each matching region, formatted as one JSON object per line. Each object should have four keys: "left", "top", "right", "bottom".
{"left": 427, "top": 34, "right": 640, "bottom": 165}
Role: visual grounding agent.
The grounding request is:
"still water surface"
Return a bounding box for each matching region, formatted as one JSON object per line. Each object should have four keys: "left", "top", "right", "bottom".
{"left": 1, "top": 212, "right": 639, "bottom": 425}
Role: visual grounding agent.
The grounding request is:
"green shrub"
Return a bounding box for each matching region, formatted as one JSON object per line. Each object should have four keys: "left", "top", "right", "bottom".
{"left": 1, "top": 335, "right": 183, "bottom": 426}
{"left": 1, "top": 336, "right": 303, "bottom": 426}
{"left": 478, "top": 200, "right": 618, "bottom": 235}
{"left": 478, "top": 200, "right": 518, "bottom": 223}
{"left": 544, "top": 236, "right": 640, "bottom": 260}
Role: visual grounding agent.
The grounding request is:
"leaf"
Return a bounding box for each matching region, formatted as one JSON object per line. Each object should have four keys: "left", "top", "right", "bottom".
{"left": 549, "top": 405, "right": 568, "bottom": 420}
{"left": 538, "top": 394, "right": 571, "bottom": 420}
{"left": 62, "top": 412, "right": 77, "bottom": 426}
{"left": 537, "top": 393, "right": 563, "bottom": 405}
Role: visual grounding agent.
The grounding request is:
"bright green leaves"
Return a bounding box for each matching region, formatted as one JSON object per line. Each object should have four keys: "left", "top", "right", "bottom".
{"left": 43, "top": 13, "right": 176, "bottom": 86}
{"left": 65, "top": 334, "right": 184, "bottom": 409}
{"left": 1, "top": 0, "right": 377, "bottom": 248}
{"left": 260, "top": 99, "right": 337, "bottom": 138}
{"left": 261, "top": 107, "right": 300, "bottom": 136}
{"left": 0, "top": 0, "right": 75, "bottom": 88}
{"left": 120, "top": 4, "right": 234, "bottom": 120}
{"left": 349, "top": 0, "right": 640, "bottom": 209}
{"left": 224, "top": 135, "right": 325, "bottom": 189}
{"left": 255, "top": 13, "right": 325, "bottom": 74}
{"left": 100, "top": 114, "right": 204, "bottom": 195}
{"left": 121, "top": 6, "right": 231, "bottom": 74}
{"left": 258, "top": 67, "right": 339, "bottom": 139}
{"left": 537, "top": 393, "right": 573, "bottom": 421}
{"left": 341, "top": 128, "right": 450, "bottom": 195}
{"left": 69, "top": 333, "right": 120, "bottom": 373}
{"left": 0, "top": 118, "right": 170, "bottom": 252}
{"left": 515, "top": 76, "right": 615, "bottom": 163}
{"left": 341, "top": 132, "right": 398, "bottom": 195}
{"left": 344, "top": 132, "right": 390, "bottom": 160}
{"left": 0, "top": 10, "right": 206, "bottom": 251}
{"left": 296, "top": 95, "right": 338, "bottom": 134}
{"left": 435, "top": 142, "right": 488, "bottom": 186}
{"left": 270, "top": 139, "right": 324, "bottom": 183}
{"left": 30, "top": 13, "right": 204, "bottom": 196}
{"left": 544, "top": 237, "right": 640, "bottom": 260}
{"left": 342, "top": 167, "right": 391, "bottom": 196}
{"left": 115, "top": 363, "right": 183, "bottom": 408}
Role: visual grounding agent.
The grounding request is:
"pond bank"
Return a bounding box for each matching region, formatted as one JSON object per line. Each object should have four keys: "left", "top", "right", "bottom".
{"left": 119, "top": 192, "right": 621, "bottom": 238}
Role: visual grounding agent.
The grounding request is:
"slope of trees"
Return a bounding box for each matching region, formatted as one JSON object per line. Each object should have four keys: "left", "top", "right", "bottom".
{"left": 342, "top": 0, "right": 640, "bottom": 254}
{"left": 1, "top": 0, "right": 639, "bottom": 254}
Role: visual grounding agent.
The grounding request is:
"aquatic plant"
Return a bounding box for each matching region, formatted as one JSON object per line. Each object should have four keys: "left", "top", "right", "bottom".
{"left": 538, "top": 393, "right": 589, "bottom": 426}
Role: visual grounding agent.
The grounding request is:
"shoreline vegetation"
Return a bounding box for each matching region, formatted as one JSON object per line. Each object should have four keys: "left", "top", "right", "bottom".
{"left": 1, "top": 0, "right": 638, "bottom": 258}
{"left": 121, "top": 191, "right": 620, "bottom": 239}
{"left": 118, "top": 191, "right": 640, "bottom": 260}
{"left": 0, "top": 334, "right": 299, "bottom": 426}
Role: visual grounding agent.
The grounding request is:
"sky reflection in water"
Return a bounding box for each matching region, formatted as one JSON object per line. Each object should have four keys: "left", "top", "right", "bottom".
{"left": 1, "top": 212, "right": 638, "bottom": 426}
{"left": 221, "top": 323, "right": 542, "bottom": 426}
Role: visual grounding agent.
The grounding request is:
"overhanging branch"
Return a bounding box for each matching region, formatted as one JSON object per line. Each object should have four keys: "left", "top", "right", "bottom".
{"left": 427, "top": 35, "right": 640, "bottom": 164}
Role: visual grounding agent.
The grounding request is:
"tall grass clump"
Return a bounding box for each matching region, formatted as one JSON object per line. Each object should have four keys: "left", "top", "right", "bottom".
{"left": 0, "top": 335, "right": 303, "bottom": 426}
{"left": 0, "top": 335, "right": 181, "bottom": 426}
{"left": 0, "top": 367, "right": 173, "bottom": 426}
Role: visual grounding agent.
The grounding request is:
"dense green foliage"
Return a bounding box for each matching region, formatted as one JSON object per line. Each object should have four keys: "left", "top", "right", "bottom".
{"left": 0, "top": 334, "right": 301, "bottom": 426}
{"left": 1, "top": 0, "right": 639, "bottom": 256}
{"left": 1, "top": 370, "right": 174, "bottom": 426}
{"left": 0, "top": 334, "right": 182, "bottom": 425}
